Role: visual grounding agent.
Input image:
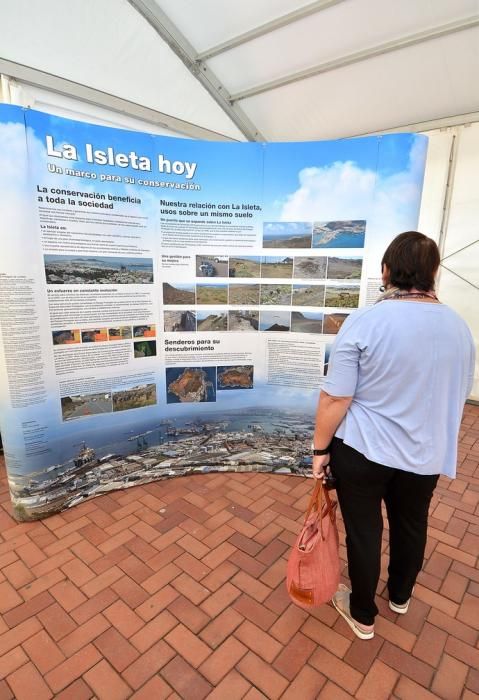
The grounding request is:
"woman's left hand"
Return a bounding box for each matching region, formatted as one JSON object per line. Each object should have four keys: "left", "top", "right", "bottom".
{"left": 312, "top": 453, "right": 330, "bottom": 481}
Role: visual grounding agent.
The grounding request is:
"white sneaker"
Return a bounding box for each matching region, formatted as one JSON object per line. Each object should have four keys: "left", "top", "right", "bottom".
{"left": 389, "top": 586, "right": 414, "bottom": 614}
{"left": 332, "top": 584, "right": 375, "bottom": 640}
{"left": 389, "top": 598, "right": 410, "bottom": 614}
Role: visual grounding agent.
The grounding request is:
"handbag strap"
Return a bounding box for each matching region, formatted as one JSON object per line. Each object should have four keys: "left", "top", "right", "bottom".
{"left": 303, "top": 481, "right": 337, "bottom": 538}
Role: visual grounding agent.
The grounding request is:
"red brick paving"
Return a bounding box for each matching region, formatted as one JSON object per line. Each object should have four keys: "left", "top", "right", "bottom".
{"left": 0, "top": 404, "right": 477, "bottom": 698}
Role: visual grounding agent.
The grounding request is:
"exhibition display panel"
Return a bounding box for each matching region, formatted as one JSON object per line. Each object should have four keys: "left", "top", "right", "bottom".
{"left": 0, "top": 106, "right": 427, "bottom": 519}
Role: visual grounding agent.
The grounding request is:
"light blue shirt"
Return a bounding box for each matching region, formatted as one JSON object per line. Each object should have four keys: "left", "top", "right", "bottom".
{"left": 323, "top": 301, "right": 475, "bottom": 477}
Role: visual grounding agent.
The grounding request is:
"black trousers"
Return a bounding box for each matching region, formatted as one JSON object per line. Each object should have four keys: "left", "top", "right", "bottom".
{"left": 329, "top": 437, "right": 439, "bottom": 626}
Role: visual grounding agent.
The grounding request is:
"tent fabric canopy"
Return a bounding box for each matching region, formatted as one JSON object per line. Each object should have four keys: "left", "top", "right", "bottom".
{"left": 0, "top": 0, "right": 478, "bottom": 141}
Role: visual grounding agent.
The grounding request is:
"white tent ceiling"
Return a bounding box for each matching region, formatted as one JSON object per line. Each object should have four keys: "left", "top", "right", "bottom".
{"left": 0, "top": 0, "right": 478, "bottom": 141}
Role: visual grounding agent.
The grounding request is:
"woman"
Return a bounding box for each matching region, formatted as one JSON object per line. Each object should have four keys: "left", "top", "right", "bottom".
{"left": 312, "top": 231, "right": 475, "bottom": 640}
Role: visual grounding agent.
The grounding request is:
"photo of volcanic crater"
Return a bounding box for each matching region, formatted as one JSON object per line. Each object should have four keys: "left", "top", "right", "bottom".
{"left": 260, "top": 310, "right": 291, "bottom": 332}
{"left": 217, "top": 365, "right": 254, "bottom": 390}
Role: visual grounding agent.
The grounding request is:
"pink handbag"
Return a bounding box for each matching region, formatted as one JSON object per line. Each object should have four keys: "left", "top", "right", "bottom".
{"left": 286, "top": 481, "right": 340, "bottom": 607}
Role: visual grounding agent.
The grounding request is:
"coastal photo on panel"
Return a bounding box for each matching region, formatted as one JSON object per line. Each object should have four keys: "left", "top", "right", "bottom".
{"left": 44, "top": 254, "right": 154, "bottom": 284}
{"left": 165, "top": 366, "right": 217, "bottom": 403}
{"left": 312, "top": 220, "right": 366, "bottom": 248}
{"left": 263, "top": 222, "right": 312, "bottom": 249}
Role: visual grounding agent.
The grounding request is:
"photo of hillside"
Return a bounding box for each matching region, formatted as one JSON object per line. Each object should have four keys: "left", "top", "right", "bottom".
{"left": 325, "top": 285, "right": 360, "bottom": 308}
{"left": 327, "top": 256, "right": 363, "bottom": 279}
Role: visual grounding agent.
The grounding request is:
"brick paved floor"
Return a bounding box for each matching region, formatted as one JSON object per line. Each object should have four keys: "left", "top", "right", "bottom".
{"left": 0, "top": 404, "right": 477, "bottom": 699}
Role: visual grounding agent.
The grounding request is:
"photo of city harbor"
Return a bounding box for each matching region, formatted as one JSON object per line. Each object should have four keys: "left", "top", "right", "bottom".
{"left": 44, "top": 255, "right": 154, "bottom": 284}
{"left": 7, "top": 408, "right": 315, "bottom": 520}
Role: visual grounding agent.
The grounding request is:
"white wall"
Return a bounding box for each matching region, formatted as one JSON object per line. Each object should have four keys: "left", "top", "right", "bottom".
{"left": 419, "top": 124, "right": 479, "bottom": 400}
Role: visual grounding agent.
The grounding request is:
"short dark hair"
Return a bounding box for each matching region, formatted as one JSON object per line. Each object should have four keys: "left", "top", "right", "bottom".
{"left": 381, "top": 232, "right": 440, "bottom": 291}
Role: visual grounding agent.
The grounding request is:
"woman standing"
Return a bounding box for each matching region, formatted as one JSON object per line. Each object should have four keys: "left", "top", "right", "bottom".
{"left": 312, "top": 231, "right": 475, "bottom": 640}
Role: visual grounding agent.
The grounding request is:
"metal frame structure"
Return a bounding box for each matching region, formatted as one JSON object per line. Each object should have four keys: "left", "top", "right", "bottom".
{"left": 127, "top": 0, "right": 265, "bottom": 141}
{"left": 0, "top": 58, "right": 237, "bottom": 141}
{"left": 229, "top": 15, "right": 479, "bottom": 101}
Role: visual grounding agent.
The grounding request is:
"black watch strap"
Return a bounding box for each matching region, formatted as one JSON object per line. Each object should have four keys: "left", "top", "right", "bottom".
{"left": 312, "top": 446, "right": 330, "bottom": 455}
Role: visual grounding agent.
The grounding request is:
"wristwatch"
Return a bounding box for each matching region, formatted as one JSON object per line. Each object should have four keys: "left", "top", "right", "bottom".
{"left": 311, "top": 440, "right": 330, "bottom": 456}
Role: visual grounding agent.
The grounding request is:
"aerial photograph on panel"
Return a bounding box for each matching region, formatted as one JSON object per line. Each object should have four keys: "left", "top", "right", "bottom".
{"left": 166, "top": 367, "right": 216, "bottom": 403}
{"left": 312, "top": 220, "right": 366, "bottom": 248}
{"left": 217, "top": 365, "right": 254, "bottom": 390}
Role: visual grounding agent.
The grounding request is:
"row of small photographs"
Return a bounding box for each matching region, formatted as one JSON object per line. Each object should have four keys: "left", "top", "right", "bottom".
{"left": 52, "top": 325, "right": 156, "bottom": 345}
{"left": 164, "top": 309, "right": 349, "bottom": 335}
{"left": 196, "top": 254, "right": 362, "bottom": 280}
{"left": 44, "top": 255, "right": 154, "bottom": 285}
{"left": 263, "top": 220, "right": 366, "bottom": 249}
{"left": 166, "top": 365, "right": 254, "bottom": 404}
{"left": 61, "top": 383, "right": 157, "bottom": 421}
{"left": 164, "top": 283, "right": 359, "bottom": 308}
